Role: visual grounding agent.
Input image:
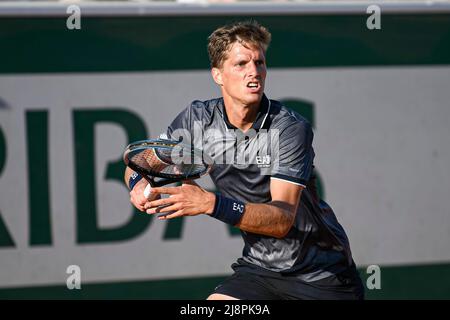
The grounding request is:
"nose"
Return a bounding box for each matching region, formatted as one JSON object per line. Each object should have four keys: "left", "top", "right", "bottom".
{"left": 247, "top": 61, "right": 260, "bottom": 78}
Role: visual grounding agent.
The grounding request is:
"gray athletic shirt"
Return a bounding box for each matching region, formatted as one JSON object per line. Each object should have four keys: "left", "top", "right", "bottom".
{"left": 164, "top": 94, "right": 354, "bottom": 282}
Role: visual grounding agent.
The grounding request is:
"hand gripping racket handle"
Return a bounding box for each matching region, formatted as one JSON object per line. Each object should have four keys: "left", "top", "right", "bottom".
{"left": 142, "top": 175, "right": 177, "bottom": 198}
{"left": 143, "top": 177, "right": 175, "bottom": 217}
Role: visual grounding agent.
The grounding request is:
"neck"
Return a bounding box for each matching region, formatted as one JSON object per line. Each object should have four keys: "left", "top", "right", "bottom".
{"left": 223, "top": 96, "right": 261, "bottom": 132}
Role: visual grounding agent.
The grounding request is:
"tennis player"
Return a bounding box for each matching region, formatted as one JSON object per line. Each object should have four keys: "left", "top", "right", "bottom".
{"left": 124, "top": 20, "right": 364, "bottom": 300}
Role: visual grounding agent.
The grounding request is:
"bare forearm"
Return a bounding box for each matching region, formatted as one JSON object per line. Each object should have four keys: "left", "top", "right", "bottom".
{"left": 236, "top": 201, "right": 296, "bottom": 238}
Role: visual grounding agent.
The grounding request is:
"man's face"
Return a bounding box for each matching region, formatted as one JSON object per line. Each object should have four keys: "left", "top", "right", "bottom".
{"left": 212, "top": 41, "right": 267, "bottom": 107}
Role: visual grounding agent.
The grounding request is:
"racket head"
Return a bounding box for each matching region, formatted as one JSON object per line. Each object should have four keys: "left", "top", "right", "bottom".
{"left": 123, "top": 139, "right": 212, "bottom": 183}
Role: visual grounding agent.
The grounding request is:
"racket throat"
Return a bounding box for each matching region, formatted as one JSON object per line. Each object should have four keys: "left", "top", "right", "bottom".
{"left": 143, "top": 175, "right": 175, "bottom": 187}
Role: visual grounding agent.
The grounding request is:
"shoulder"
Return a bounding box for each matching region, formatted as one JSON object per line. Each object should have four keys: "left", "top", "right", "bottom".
{"left": 269, "top": 99, "right": 313, "bottom": 137}
{"left": 185, "top": 98, "right": 222, "bottom": 121}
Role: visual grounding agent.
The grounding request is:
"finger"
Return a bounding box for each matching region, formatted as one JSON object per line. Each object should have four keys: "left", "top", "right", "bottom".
{"left": 158, "top": 209, "right": 185, "bottom": 220}
{"left": 130, "top": 189, "right": 148, "bottom": 205}
{"left": 135, "top": 206, "right": 145, "bottom": 212}
{"left": 131, "top": 198, "right": 145, "bottom": 212}
{"left": 134, "top": 196, "right": 148, "bottom": 209}
{"left": 147, "top": 203, "right": 181, "bottom": 215}
{"left": 151, "top": 186, "right": 181, "bottom": 195}
{"left": 144, "top": 196, "right": 176, "bottom": 209}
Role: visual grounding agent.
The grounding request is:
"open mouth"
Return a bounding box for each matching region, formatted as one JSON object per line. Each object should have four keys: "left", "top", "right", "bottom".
{"left": 246, "top": 81, "right": 261, "bottom": 91}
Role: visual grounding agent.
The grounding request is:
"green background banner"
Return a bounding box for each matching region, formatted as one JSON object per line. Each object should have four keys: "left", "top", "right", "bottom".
{"left": 1, "top": 263, "right": 449, "bottom": 299}
{"left": 0, "top": 14, "right": 450, "bottom": 74}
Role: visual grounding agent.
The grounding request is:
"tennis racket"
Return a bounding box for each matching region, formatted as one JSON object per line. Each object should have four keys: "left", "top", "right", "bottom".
{"left": 123, "top": 138, "right": 212, "bottom": 198}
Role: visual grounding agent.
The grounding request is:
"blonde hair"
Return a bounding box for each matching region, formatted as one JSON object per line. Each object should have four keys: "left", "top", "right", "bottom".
{"left": 207, "top": 20, "right": 272, "bottom": 68}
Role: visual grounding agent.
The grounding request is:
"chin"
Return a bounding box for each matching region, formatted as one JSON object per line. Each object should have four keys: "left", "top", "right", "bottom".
{"left": 241, "top": 92, "right": 263, "bottom": 104}
{"left": 246, "top": 95, "right": 263, "bottom": 105}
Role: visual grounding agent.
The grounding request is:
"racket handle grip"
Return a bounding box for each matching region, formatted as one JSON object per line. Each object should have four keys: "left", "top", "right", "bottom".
{"left": 144, "top": 184, "right": 152, "bottom": 199}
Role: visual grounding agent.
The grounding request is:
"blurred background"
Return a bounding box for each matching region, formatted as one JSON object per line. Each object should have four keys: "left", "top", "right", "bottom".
{"left": 0, "top": 0, "right": 449, "bottom": 299}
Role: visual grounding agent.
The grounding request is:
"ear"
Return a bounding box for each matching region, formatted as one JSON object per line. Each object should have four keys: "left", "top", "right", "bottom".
{"left": 211, "top": 67, "right": 223, "bottom": 86}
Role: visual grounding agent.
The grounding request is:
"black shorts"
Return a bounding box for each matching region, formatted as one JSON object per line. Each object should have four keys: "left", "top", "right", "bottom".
{"left": 213, "top": 262, "right": 365, "bottom": 300}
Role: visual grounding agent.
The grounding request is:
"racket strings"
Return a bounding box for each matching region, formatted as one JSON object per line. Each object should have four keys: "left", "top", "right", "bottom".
{"left": 129, "top": 147, "right": 207, "bottom": 178}
{"left": 131, "top": 149, "right": 171, "bottom": 174}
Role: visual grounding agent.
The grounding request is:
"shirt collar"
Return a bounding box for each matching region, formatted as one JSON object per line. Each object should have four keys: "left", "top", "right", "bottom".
{"left": 219, "top": 94, "right": 271, "bottom": 131}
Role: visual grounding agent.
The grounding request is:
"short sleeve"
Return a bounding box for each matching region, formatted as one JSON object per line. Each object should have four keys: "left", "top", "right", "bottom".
{"left": 168, "top": 105, "right": 191, "bottom": 136}
{"left": 270, "top": 120, "right": 315, "bottom": 188}
{"left": 159, "top": 103, "right": 193, "bottom": 142}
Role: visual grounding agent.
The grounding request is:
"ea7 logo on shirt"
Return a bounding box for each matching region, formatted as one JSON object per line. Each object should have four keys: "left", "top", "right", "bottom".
{"left": 256, "top": 155, "right": 271, "bottom": 168}
{"left": 233, "top": 203, "right": 245, "bottom": 213}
